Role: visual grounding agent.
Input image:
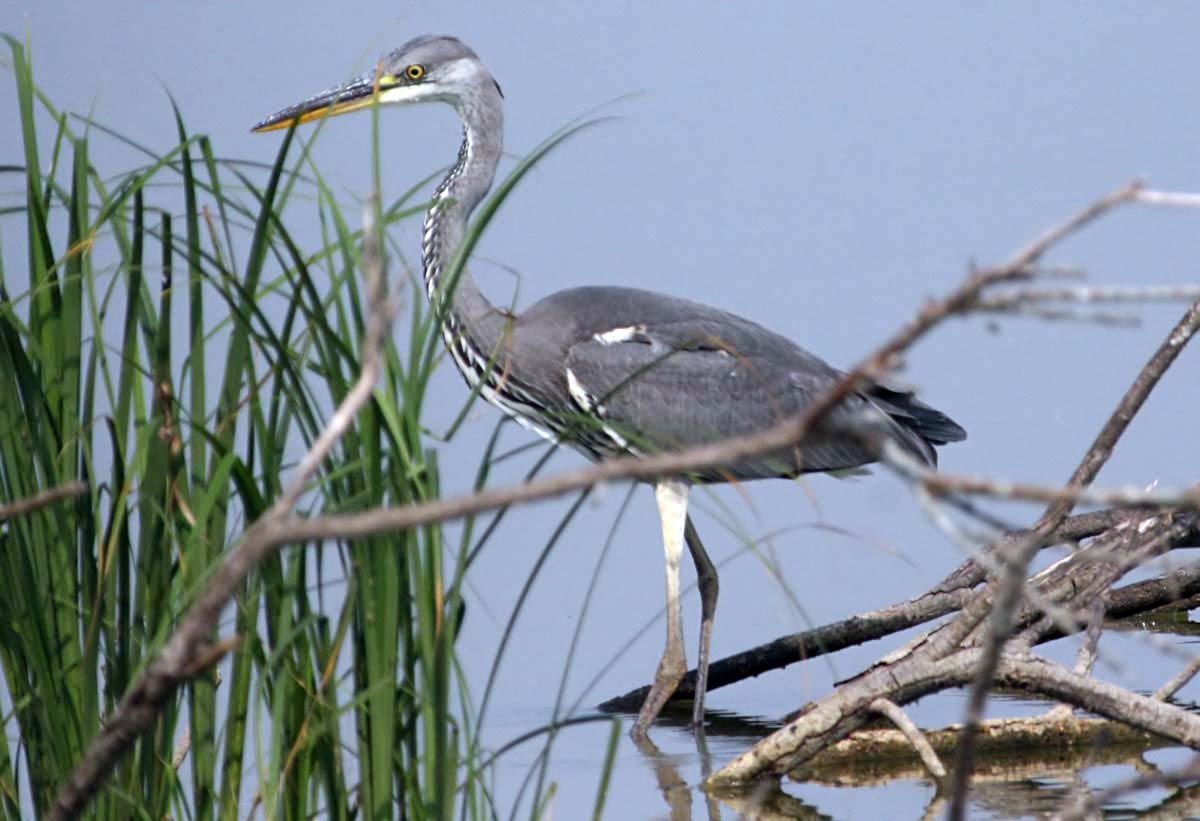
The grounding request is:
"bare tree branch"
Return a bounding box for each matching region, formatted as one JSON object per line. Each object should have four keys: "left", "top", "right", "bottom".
{"left": 1043, "top": 597, "right": 1103, "bottom": 721}
{"left": 975, "top": 283, "right": 1200, "bottom": 308}
{"left": 708, "top": 649, "right": 1200, "bottom": 787}
{"left": 870, "top": 698, "right": 946, "bottom": 781}
{"left": 1155, "top": 656, "right": 1200, "bottom": 702}
{"left": 948, "top": 296, "right": 1200, "bottom": 817}
{"left": 1135, "top": 188, "right": 1200, "bottom": 208}
{"left": 911, "top": 466, "right": 1200, "bottom": 510}
{"left": 978, "top": 302, "right": 1142, "bottom": 326}
{"left": 0, "top": 481, "right": 88, "bottom": 521}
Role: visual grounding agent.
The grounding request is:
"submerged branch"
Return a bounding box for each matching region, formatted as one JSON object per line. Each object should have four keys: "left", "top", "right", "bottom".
{"left": 707, "top": 649, "right": 1200, "bottom": 787}
{"left": 600, "top": 508, "right": 1193, "bottom": 712}
{"left": 788, "top": 715, "right": 1174, "bottom": 785}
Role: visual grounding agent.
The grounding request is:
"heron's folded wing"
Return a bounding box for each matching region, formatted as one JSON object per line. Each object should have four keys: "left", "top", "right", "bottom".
{"left": 562, "top": 336, "right": 884, "bottom": 478}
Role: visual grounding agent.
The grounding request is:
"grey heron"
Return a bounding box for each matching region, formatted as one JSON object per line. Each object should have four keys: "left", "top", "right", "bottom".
{"left": 252, "top": 35, "right": 966, "bottom": 739}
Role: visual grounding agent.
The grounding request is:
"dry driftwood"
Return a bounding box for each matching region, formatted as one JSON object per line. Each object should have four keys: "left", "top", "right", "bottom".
{"left": 788, "top": 715, "right": 1173, "bottom": 786}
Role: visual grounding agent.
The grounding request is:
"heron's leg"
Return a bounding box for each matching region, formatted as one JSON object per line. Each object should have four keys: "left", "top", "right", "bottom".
{"left": 684, "top": 516, "right": 718, "bottom": 728}
{"left": 633, "top": 480, "right": 690, "bottom": 739}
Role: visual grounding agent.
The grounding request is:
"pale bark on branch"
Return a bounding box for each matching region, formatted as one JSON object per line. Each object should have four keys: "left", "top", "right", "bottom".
{"left": 707, "top": 649, "right": 1200, "bottom": 787}
{"left": 0, "top": 480, "right": 87, "bottom": 521}
{"left": 869, "top": 699, "right": 946, "bottom": 781}
{"left": 789, "top": 715, "right": 1172, "bottom": 785}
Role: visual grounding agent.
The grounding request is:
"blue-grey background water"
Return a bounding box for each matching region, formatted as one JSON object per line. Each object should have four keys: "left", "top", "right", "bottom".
{"left": 4, "top": 2, "right": 1200, "bottom": 817}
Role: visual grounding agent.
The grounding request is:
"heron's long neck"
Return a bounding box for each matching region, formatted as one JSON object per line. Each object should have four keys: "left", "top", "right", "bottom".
{"left": 421, "top": 108, "right": 502, "bottom": 333}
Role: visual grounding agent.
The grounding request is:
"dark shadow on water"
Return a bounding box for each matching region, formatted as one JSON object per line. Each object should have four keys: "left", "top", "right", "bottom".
{"left": 1109, "top": 608, "right": 1200, "bottom": 638}
{"left": 605, "top": 700, "right": 783, "bottom": 743}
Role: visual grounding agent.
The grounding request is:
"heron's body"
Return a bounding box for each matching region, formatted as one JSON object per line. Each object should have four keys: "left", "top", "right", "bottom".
{"left": 459, "top": 283, "right": 962, "bottom": 480}
{"left": 255, "top": 34, "right": 965, "bottom": 738}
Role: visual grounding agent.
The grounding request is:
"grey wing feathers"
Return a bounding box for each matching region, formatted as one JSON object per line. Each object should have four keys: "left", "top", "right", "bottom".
{"left": 522, "top": 285, "right": 965, "bottom": 480}
{"left": 562, "top": 334, "right": 946, "bottom": 480}
{"left": 563, "top": 337, "right": 841, "bottom": 480}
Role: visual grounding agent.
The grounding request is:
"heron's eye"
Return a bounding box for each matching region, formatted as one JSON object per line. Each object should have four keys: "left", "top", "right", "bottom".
{"left": 406, "top": 64, "right": 426, "bottom": 81}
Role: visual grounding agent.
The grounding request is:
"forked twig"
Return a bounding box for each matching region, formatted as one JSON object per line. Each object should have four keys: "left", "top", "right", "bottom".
{"left": 870, "top": 699, "right": 946, "bottom": 781}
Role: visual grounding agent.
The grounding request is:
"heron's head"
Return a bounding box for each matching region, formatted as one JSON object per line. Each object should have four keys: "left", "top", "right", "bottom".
{"left": 252, "top": 35, "right": 501, "bottom": 133}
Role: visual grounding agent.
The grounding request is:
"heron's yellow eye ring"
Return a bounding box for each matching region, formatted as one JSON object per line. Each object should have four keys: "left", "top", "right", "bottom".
{"left": 406, "top": 64, "right": 425, "bottom": 81}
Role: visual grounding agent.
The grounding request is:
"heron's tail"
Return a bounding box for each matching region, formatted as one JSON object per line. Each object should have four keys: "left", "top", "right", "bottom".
{"left": 864, "top": 383, "right": 967, "bottom": 466}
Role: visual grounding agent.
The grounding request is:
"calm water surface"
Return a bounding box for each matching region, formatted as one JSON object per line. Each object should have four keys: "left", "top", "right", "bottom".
{"left": 469, "top": 577, "right": 1200, "bottom": 819}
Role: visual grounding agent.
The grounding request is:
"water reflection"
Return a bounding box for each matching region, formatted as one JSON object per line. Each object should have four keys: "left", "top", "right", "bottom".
{"left": 600, "top": 612, "right": 1200, "bottom": 818}
{"left": 1134, "top": 783, "right": 1200, "bottom": 821}
{"left": 632, "top": 727, "right": 832, "bottom": 821}
{"left": 611, "top": 699, "right": 1200, "bottom": 819}
{"left": 633, "top": 733, "right": 722, "bottom": 821}
{"left": 627, "top": 700, "right": 783, "bottom": 742}
{"left": 1110, "top": 608, "right": 1200, "bottom": 638}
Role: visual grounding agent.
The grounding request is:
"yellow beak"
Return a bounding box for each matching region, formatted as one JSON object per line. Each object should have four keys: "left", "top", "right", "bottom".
{"left": 251, "top": 70, "right": 393, "bottom": 133}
